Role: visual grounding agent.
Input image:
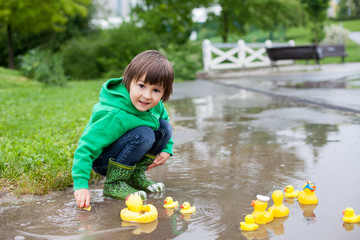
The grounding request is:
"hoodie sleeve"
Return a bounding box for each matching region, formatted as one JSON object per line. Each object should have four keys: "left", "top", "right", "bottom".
{"left": 160, "top": 106, "right": 174, "bottom": 156}
{"left": 72, "top": 111, "right": 126, "bottom": 190}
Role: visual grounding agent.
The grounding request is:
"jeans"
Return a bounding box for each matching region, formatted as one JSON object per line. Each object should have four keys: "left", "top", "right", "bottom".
{"left": 92, "top": 119, "right": 172, "bottom": 176}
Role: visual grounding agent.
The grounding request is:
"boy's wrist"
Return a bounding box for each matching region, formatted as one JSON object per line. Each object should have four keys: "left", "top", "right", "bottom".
{"left": 73, "top": 177, "right": 89, "bottom": 191}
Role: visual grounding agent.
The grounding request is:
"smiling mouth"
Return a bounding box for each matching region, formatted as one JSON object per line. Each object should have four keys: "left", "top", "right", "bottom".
{"left": 139, "top": 100, "right": 149, "bottom": 106}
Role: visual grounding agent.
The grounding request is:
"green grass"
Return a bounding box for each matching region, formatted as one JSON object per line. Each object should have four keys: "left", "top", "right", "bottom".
{"left": 332, "top": 19, "right": 360, "bottom": 31}
{"left": 286, "top": 25, "right": 313, "bottom": 44}
{"left": 0, "top": 68, "right": 104, "bottom": 194}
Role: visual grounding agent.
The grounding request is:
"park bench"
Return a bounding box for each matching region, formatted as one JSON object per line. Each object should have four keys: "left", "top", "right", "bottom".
{"left": 266, "top": 45, "right": 323, "bottom": 66}
{"left": 318, "top": 44, "right": 348, "bottom": 62}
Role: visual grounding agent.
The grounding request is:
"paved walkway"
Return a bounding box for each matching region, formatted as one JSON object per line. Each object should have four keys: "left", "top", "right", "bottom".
{"left": 197, "top": 63, "right": 360, "bottom": 114}
{"left": 349, "top": 31, "right": 360, "bottom": 44}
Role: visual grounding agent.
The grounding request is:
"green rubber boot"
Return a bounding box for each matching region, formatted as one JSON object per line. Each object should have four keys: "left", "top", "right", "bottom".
{"left": 103, "top": 159, "right": 147, "bottom": 200}
{"left": 127, "top": 154, "right": 165, "bottom": 193}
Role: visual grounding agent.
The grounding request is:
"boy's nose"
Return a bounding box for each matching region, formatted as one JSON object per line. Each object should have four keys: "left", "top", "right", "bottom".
{"left": 142, "top": 90, "right": 151, "bottom": 99}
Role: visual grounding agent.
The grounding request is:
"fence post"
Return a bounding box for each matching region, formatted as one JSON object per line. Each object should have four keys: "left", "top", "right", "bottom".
{"left": 238, "top": 39, "right": 246, "bottom": 68}
{"left": 203, "top": 39, "right": 212, "bottom": 71}
{"left": 288, "top": 40, "right": 295, "bottom": 46}
{"left": 265, "top": 39, "right": 273, "bottom": 48}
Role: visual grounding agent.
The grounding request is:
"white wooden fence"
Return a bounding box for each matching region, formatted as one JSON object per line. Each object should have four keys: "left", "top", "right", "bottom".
{"left": 202, "top": 39, "right": 295, "bottom": 71}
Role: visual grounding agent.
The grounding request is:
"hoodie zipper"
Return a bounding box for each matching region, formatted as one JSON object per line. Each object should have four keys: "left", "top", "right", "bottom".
{"left": 147, "top": 110, "right": 160, "bottom": 129}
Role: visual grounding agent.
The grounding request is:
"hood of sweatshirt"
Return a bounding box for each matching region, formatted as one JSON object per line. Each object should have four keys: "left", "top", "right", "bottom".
{"left": 98, "top": 78, "right": 143, "bottom": 115}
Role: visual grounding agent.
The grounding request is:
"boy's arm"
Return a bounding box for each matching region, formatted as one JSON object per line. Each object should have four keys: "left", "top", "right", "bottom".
{"left": 72, "top": 113, "right": 126, "bottom": 191}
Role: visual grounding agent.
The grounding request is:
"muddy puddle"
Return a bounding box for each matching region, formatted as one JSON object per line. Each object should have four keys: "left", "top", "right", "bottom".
{"left": 1, "top": 81, "right": 360, "bottom": 239}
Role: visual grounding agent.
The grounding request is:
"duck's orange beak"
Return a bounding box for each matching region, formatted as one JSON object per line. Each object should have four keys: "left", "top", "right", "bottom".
{"left": 284, "top": 188, "right": 287, "bottom": 192}
{"left": 251, "top": 200, "right": 255, "bottom": 207}
{"left": 164, "top": 200, "right": 167, "bottom": 204}
{"left": 125, "top": 195, "right": 131, "bottom": 202}
{"left": 181, "top": 205, "right": 184, "bottom": 209}
{"left": 342, "top": 210, "right": 345, "bottom": 215}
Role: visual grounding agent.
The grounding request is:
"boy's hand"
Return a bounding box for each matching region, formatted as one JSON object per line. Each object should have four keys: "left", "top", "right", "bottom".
{"left": 147, "top": 152, "right": 170, "bottom": 171}
{"left": 74, "top": 189, "right": 91, "bottom": 208}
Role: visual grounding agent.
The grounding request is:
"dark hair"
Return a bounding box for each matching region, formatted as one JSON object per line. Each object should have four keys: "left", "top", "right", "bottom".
{"left": 123, "top": 50, "right": 174, "bottom": 102}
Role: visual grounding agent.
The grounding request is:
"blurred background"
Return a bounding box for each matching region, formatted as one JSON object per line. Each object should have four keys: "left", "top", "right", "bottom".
{"left": 0, "top": 0, "right": 360, "bottom": 84}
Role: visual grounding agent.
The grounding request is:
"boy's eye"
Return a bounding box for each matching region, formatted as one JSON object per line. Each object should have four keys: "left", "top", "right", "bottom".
{"left": 138, "top": 84, "right": 145, "bottom": 88}
{"left": 154, "top": 89, "right": 161, "bottom": 93}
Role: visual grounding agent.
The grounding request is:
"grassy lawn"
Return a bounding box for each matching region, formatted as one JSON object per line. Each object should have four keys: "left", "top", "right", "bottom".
{"left": 0, "top": 67, "right": 104, "bottom": 194}
{"left": 333, "top": 19, "right": 360, "bottom": 31}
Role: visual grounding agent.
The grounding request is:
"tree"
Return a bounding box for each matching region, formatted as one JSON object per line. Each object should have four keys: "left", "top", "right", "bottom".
{"left": 301, "top": 0, "right": 330, "bottom": 43}
{"left": 0, "top": 0, "right": 90, "bottom": 69}
{"left": 207, "top": 0, "right": 303, "bottom": 42}
{"left": 337, "top": 0, "right": 360, "bottom": 19}
{"left": 131, "top": 0, "right": 211, "bottom": 45}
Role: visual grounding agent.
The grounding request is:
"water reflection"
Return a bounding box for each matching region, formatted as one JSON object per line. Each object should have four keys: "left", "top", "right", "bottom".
{"left": 121, "top": 220, "right": 158, "bottom": 235}
{"left": 299, "top": 204, "right": 317, "bottom": 224}
{"left": 167, "top": 87, "right": 360, "bottom": 239}
{"left": 268, "top": 216, "right": 289, "bottom": 235}
{"left": 303, "top": 123, "right": 339, "bottom": 161}
{"left": 303, "top": 123, "right": 339, "bottom": 148}
{"left": 343, "top": 222, "right": 360, "bottom": 232}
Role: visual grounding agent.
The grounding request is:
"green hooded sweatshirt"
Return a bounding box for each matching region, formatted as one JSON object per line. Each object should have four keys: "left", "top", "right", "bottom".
{"left": 72, "top": 78, "right": 173, "bottom": 190}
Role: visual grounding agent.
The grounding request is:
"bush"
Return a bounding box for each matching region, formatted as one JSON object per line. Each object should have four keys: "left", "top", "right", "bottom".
{"left": 61, "top": 22, "right": 160, "bottom": 80}
{"left": 61, "top": 35, "right": 105, "bottom": 80}
{"left": 19, "top": 49, "right": 67, "bottom": 86}
{"left": 160, "top": 41, "right": 203, "bottom": 81}
{"left": 322, "top": 24, "right": 350, "bottom": 44}
{"left": 61, "top": 22, "right": 204, "bottom": 81}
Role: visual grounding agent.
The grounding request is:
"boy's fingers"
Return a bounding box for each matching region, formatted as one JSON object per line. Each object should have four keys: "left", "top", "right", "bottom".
{"left": 75, "top": 192, "right": 81, "bottom": 207}
{"left": 85, "top": 194, "right": 91, "bottom": 208}
{"left": 147, "top": 163, "right": 156, "bottom": 171}
{"left": 74, "top": 190, "right": 91, "bottom": 208}
{"left": 80, "top": 197, "right": 86, "bottom": 208}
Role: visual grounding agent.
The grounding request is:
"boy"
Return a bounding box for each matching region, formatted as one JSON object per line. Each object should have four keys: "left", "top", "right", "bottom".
{"left": 72, "top": 50, "right": 174, "bottom": 209}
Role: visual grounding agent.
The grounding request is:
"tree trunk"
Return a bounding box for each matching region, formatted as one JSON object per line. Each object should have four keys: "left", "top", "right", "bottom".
{"left": 268, "top": 30, "right": 273, "bottom": 41}
{"left": 221, "top": 3, "right": 228, "bottom": 43}
{"left": 7, "top": 24, "right": 15, "bottom": 69}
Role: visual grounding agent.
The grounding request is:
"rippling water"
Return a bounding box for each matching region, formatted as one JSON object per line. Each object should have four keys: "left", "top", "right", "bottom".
{"left": 1, "top": 81, "right": 360, "bottom": 239}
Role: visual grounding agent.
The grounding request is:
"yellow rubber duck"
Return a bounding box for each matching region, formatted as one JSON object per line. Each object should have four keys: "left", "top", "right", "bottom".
{"left": 180, "top": 202, "right": 196, "bottom": 214}
{"left": 298, "top": 181, "right": 318, "bottom": 205}
{"left": 284, "top": 185, "right": 299, "bottom": 198}
{"left": 240, "top": 214, "right": 259, "bottom": 231}
{"left": 342, "top": 207, "right": 360, "bottom": 223}
{"left": 251, "top": 195, "right": 273, "bottom": 224}
{"left": 120, "top": 194, "right": 158, "bottom": 223}
{"left": 268, "top": 190, "right": 289, "bottom": 218}
{"left": 163, "top": 196, "right": 179, "bottom": 209}
{"left": 78, "top": 204, "right": 92, "bottom": 212}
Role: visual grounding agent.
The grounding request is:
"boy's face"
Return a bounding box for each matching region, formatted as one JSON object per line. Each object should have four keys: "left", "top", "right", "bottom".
{"left": 129, "top": 75, "right": 164, "bottom": 112}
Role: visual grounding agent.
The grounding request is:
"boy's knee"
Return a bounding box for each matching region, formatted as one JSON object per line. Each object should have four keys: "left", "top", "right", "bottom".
{"left": 135, "top": 126, "right": 155, "bottom": 147}
{"left": 159, "top": 119, "right": 172, "bottom": 136}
